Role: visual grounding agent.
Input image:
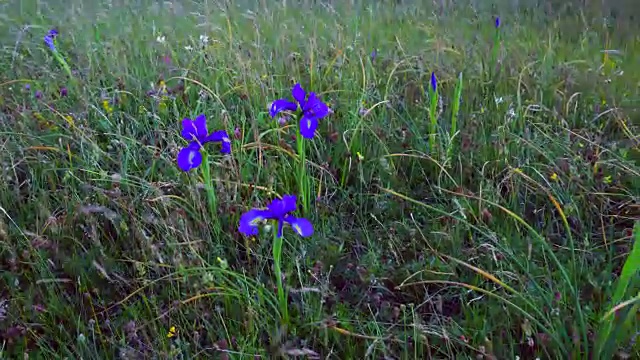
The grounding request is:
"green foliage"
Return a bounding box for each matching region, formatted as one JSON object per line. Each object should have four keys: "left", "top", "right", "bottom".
{"left": 0, "top": 0, "right": 638, "bottom": 358}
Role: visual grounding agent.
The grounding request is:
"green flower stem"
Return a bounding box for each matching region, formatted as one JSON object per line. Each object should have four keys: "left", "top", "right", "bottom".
{"left": 296, "top": 131, "right": 309, "bottom": 215}
{"left": 490, "top": 26, "right": 501, "bottom": 80}
{"left": 272, "top": 230, "right": 289, "bottom": 325}
{"left": 50, "top": 46, "right": 76, "bottom": 89}
{"left": 428, "top": 85, "right": 439, "bottom": 154}
{"left": 201, "top": 151, "right": 220, "bottom": 236}
{"left": 53, "top": 52, "right": 73, "bottom": 79}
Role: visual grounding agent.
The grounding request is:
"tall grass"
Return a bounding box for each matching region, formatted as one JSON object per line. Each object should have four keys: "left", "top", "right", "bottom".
{"left": 0, "top": 0, "right": 638, "bottom": 358}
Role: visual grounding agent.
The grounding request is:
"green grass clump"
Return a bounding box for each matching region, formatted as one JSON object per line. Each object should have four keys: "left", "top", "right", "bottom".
{"left": 1, "top": 0, "right": 639, "bottom": 358}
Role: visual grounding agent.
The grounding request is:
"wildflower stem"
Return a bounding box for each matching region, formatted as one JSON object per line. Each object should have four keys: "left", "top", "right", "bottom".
{"left": 272, "top": 230, "right": 289, "bottom": 325}
{"left": 50, "top": 48, "right": 77, "bottom": 89}
{"left": 490, "top": 25, "right": 501, "bottom": 80}
{"left": 53, "top": 52, "right": 73, "bottom": 79}
{"left": 296, "top": 131, "right": 309, "bottom": 215}
{"left": 428, "top": 83, "right": 439, "bottom": 154}
{"left": 201, "top": 151, "right": 220, "bottom": 235}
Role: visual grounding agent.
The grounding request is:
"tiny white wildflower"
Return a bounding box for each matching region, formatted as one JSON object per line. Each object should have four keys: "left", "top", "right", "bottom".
{"left": 199, "top": 34, "right": 209, "bottom": 46}
{"left": 506, "top": 107, "right": 516, "bottom": 121}
{"left": 156, "top": 35, "right": 166, "bottom": 44}
{"left": 184, "top": 45, "right": 193, "bottom": 51}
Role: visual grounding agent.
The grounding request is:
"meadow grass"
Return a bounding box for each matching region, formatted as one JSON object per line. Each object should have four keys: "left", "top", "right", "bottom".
{"left": 1, "top": 0, "right": 639, "bottom": 358}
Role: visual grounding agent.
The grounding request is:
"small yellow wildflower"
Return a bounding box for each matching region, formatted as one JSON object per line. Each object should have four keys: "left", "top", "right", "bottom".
{"left": 167, "top": 326, "right": 177, "bottom": 338}
{"left": 603, "top": 175, "right": 612, "bottom": 184}
{"left": 158, "top": 81, "right": 168, "bottom": 96}
{"left": 65, "top": 115, "right": 74, "bottom": 126}
{"left": 34, "top": 112, "right": 56, "bottom": 129}
{"left": 550, "top": 173, "right": 558, "bottom": 181}
{"left": 356, "top": 151, "right": 365, "bottom": 161}
{"left": 102, "top": 100, "right": 113, "bottom": 114}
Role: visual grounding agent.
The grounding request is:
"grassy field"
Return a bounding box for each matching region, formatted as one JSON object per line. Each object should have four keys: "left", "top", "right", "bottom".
{"left": 1, "top": 0, "right": 639, "bottom": 358}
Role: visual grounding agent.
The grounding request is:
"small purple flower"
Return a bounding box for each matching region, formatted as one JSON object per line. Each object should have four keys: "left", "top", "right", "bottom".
{"left": 176, "top": 114, "right": 231, "bottom": 172}
{"left": 430, "top": 72, "right": 437, "bottom": 92}
{"left": 269, "top": 83, "right": 329, "bottom": 139}
{"left": 495, "top": 16, "right": 500, "bottom": 28}
{"left": 44, "top": 29, "right": 58, "bottom": 51}
{"left": 35, "top": 90, "right": 43, "bottom": 99}
{"left": 238, "top": 194, "right": 313, "bottom": 238}
{"left": 370, "top": 49, "right": 377, "bottom": 62}
{"left": 59, "top": 87, "right": 68, "bottom": 97}
{"left": 25, "top": 84, "right": 30, "bottom": 90}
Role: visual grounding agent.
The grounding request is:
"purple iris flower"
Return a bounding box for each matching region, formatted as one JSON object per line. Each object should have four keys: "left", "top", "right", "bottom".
{"left": 430, "top": 72, "right": 437, "bottom": 92}
{"left": 495, "top": 16, "right": 501, "bottom": 28}
{"left": 176, "top": 114, "right": 231, "bottom": 172}
{"left": 269, "top": 83, "right": 329, "bottom": 139}
{"left": 44, "top": 29, "right": 58, "bottom": 51}
{"left": 238, "top": 194, "right": 313, "bottom": 238}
